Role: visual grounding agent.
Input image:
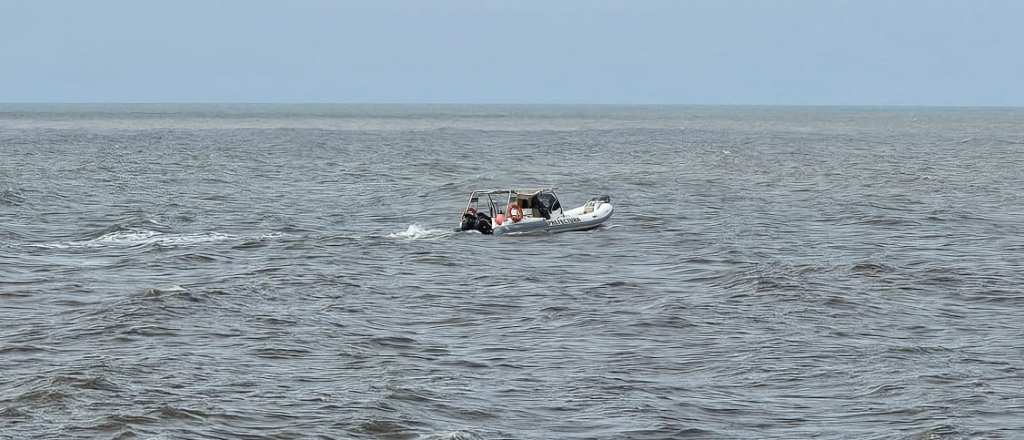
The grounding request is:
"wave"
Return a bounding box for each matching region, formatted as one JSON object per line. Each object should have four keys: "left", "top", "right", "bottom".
{"left": 26, "top": 230, "right": 242, "bottom": 249}
{"left": 0, "top": 188, "right": 26, "bottom": 206}
{"left": 83, "top": 230, "right": 234, "bottom": 247}
{"left": 388, "top": 224, "right": 452, "bottom": 240}
{"left": 419, "top": 431, "right": 486, "bottom": 440}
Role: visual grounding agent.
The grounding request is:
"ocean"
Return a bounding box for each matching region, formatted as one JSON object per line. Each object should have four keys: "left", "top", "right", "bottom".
{"left": 1, "top": 104, "right": 1023, "bottom": 439}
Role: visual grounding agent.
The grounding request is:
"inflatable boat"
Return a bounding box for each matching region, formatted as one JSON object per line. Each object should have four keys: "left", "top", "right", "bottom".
{"left": 456, "top": 188, "right": 613, "bottom": 235}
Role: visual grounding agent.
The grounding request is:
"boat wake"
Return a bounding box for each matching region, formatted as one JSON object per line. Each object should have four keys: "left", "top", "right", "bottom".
{"left": 26, "top": 230, "right": 288, "bottom": 249}
{"left": 388, "top": 224, "right": 451, "bottom": 240}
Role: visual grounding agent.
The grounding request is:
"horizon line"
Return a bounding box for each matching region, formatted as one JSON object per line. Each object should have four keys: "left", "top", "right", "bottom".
{"left": 2, "top": 101, "right": 1022, "bottom": 109}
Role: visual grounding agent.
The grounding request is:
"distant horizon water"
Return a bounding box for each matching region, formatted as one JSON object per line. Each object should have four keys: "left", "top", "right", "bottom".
{"left": 3, "top": 101, "right": 1024, "bottom": 108}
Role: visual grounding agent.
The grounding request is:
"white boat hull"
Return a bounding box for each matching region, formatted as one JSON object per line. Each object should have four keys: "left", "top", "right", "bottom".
{"left": 456, "top": 188, "right": 613, "bottom": 236}
{"left": 491, "top": 200, "right": 612, "bottom": 235}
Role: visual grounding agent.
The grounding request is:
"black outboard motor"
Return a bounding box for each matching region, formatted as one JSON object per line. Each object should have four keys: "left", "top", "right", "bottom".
{"left": 474, "top": 212, "right": 493, "bottom": 235}
{"left": 460, "top": 211, "right": 477, "bottom": 232}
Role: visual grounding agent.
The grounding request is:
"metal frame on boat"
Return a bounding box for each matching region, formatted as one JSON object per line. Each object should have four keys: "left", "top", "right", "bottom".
{"left": 456, "top": 188, "right": 612, "bottom": 235}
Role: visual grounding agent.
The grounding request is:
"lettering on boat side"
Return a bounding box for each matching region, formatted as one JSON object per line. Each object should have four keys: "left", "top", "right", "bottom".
{"left": 546, "top": 217, "right": 582, "bottom": 226}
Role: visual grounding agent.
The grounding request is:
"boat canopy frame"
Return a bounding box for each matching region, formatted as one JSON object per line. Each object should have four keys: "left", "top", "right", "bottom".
{"left": 462, "top": 188, "right": 561, "bottom": 218}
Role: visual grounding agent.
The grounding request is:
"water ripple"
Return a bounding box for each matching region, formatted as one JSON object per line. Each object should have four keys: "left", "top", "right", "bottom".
{"left": 2, "top": 105, "right": 1023, "bottom": 439}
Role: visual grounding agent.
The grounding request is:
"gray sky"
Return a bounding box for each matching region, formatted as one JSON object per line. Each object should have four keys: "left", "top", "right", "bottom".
{"left": 1, "top": 0, "right": 1021, "bottom": 106}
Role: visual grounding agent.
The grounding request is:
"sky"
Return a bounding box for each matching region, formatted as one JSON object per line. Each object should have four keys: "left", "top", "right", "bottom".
{"left": 1, "top": 0, "right": 1022, "bottom": 106}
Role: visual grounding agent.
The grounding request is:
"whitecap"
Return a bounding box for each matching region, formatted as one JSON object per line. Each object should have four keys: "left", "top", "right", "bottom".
{"left": 419, "top": 431, "right": 485, "bottom": 440}
{"left": 87, "top": 230, "right": 235, "bottom": 247}
{"left": 388, "top": 224, "right": 450, "bottom": 239}
{"left": 28, "top": 230, "right": 240, "bottom": 249}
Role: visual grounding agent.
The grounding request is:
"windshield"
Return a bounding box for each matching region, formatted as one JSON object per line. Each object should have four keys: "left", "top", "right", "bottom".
{"left": 536, "top": 192, "right": 560, "bottom": 212}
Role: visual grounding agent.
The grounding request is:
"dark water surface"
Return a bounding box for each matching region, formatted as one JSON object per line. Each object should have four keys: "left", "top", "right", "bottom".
{"left": 2, "top": 104, "right": 1023, "bottom": 439}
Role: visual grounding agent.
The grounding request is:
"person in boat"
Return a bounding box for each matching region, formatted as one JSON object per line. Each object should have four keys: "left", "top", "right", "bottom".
{"left": 532, "top": 193, "right": 560, "bottom": 220}
{"left": 534, "top": 196, "right": 550, "bottom": 219}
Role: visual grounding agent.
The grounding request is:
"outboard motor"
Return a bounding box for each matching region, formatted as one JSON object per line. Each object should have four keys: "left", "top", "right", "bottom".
{"left": 460, "top": 211, "right": 477, "bottom": 232}
{"left": 474, "top": 212, "right": 493, "bottom": 235}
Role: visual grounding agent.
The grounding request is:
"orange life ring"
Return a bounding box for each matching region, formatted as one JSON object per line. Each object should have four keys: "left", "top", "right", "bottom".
{"left": 508, "top": 204, "right": 524, "bottom": 222}
{"left": 462, "top": 207, "right": 476, "bottom": 218}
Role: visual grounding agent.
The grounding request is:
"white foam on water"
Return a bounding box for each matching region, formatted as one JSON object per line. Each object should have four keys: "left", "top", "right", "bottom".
{"left": 28, "top": 230, "right": 240, "bottom": 249}
{"left": 89, "top": 230, "right": 236, "bottom": 247}
{"left": 419, "top": 431, "right": 485, "bottom": 440}
{"left": 388, "top": 224, "right": 450, "bottom": 240}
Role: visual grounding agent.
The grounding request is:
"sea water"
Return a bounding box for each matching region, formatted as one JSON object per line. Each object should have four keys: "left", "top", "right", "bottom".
{"left": 2, "top": 104, "right": 1023, "bottom": 439}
